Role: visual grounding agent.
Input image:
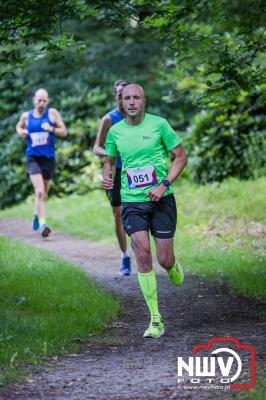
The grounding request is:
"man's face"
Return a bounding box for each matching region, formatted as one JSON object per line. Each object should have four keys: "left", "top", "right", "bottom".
{"left": 33, "top": 92, "right": 49, "bottom": 113}
{"left": 122, "top": 85, "right": 146, "bottom": 118}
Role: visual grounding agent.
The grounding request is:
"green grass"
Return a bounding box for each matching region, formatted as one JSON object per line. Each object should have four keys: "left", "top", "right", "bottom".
{"left": 176, "top": 232, "right": 266, "bottom": 300}
{"left": 1, "top": 190, "right": 115, "bottom": 243}
{"left": 177, "top": 177, "right": 266, "bottom": 224}
{"left": 174, "top": 177, "right": 266, "bottom": 300}
{"left": 230, "top": 373, "right": 266, "bottom": 400}
{"left": 1, "top": 177, "right": 266, "bottom": 300}
{"left": 0, "top": 236, "right": 119, "bottom": 385}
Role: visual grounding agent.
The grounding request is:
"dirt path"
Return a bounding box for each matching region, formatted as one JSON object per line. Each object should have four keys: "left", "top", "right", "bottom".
{"left": 0, "top": 218, "right": 265, "bottom": 400}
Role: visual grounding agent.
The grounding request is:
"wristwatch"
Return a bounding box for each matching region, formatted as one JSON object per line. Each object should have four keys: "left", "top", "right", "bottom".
{"left": 161, "top": 179, "right": 171, "bottom": 188}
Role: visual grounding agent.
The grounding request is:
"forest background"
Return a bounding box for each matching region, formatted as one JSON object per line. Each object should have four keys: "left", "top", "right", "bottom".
{"left": 0, "top": 0, "right": 265, "bottom": 208}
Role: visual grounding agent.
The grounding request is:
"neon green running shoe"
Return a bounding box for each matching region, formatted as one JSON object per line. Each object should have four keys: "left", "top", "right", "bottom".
{"left": 143, "top": 316, "right": 165, "bottom": 339}
{"left": 168, "top": 262, "right": 184, "bottom": 286}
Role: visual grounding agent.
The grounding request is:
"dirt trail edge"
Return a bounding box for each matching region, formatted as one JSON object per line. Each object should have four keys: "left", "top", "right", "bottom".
{"left": 0, "top": 218, "right": 265, "bottom": 400}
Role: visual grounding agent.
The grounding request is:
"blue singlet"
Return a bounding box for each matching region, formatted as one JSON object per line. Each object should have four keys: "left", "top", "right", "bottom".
{"left": 26, "top": 108, "right": 55, "bottom": 158}
{"left": 107, "top": 108, "right": 124, "bottom": 168}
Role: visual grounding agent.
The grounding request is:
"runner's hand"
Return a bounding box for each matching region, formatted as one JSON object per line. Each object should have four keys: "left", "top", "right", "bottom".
{"left": 102, "top": 176, "right": 114, "bottom": 190}
{"left": 41, "top": 122, "right": 54, "bottom": 132}
{"left": 19, "top": 129, "right": 28, "bottom": 139}
{"left": 147, "top": 184, "right": 167, "bottom": 202}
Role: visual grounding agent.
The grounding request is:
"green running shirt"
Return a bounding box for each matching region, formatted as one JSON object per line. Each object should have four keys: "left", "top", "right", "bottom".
{"left": 105, "top": 113, "right": 182, "bottom": 202}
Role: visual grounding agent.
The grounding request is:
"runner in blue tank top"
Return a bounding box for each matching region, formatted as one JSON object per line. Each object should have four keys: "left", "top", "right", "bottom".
{"left": 93, "top": 80, "right": 131, "bottom": 276}
{"left": 16, "top": 88, "right": 67, "bottom": 237}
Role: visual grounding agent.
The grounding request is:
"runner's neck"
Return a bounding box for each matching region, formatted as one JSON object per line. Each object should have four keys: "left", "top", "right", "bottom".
{"left": 33, "top": 108, "right": 47, "bottom": 118}
{"left": 126, "top": 111, "right": 145, "bottom": 126}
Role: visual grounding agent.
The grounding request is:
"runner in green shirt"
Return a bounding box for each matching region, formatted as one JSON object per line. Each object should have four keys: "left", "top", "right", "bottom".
{"left": 103, "top": 84, "right": 188, "bottom": 338}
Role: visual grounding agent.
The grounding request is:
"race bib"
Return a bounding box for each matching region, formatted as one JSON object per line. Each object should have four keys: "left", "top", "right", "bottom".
{"left": 126, "top": 165, "right": 158, "bottom": 189}
{"left": 30, "top": 132, "right": 49, "bottom": 147}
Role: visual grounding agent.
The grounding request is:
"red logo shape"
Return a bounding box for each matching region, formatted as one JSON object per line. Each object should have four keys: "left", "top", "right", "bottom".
{"left": 192, "top": 337, "right": 256, "bottom": 389}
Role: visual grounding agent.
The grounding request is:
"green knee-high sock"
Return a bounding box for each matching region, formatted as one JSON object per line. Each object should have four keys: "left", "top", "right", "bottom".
{"left": 138, "top": 271, "right": 160, "bottom": 320}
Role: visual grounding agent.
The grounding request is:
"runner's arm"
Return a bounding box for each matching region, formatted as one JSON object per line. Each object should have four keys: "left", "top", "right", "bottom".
{"left": 165, "top": 144, "right": 188, "bottom": 183}
{"left": 147, "top": 144, "right": 188, "bottom": 201}
{"left": 45, "top": 108, "right": 67, "bottom": 138}
{"left": 102, "top": 156, "right": 117, "bottom": 189}
{"left": 93, "top": 115, "right": 112, "bottom": 157}
{"left": 16, "top": 112, "right": 28, "bottom": 139}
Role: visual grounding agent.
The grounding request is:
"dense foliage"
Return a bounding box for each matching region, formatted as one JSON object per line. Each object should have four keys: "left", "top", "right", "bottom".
{"left": 0, "top": 18, "right": 168, "bottom": 207}
{"left": 186, "top": 88, "right": 266, "bottom": 182}
{"left": 136, "top": 0, "right": 266, "bottom": 183}
{"left": 0, "top": 1, "right": 265, "bottom": 207}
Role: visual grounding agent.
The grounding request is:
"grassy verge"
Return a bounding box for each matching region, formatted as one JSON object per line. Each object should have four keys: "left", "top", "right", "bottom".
{"left": 230, "top": 373, "right": 266, "bottom": 400}
{"left": 239, "top": 381, "right": 266, "bottom": 400}
{"left": 0, "top": 236, "right": 119, "bottom": 385}
{"left": 175, "top": 178, "right": 266, "bottom": 300}
{"left": 176, "top": 232, "right": 266, "bottom": 300}
{"left": 1, "top": 177, "right": 266, "bottom": 300}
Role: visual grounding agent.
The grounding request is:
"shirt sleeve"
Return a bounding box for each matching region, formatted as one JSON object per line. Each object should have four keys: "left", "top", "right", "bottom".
{"left": 105, "top": 129, "right": 119, "bottom": 157}
{"left": 160, "top": 118, "right": 182, "bottom": 151}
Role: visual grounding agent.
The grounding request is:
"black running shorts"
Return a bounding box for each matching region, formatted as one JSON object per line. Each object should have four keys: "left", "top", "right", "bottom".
{"left": 121, "top": 194, "right": 177, "bottom": 239}
{"left": 106, "top": 167, "right": 122, "bottom": 207}
{"left": 26, "top": 156, "right": 55, "bottom": 180}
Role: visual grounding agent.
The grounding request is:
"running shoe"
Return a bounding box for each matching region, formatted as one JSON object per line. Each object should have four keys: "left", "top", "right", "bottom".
{"left": 143, "top": 316, "right": 165, "bottom": 339}
{"left": 41, "top": 224, "right": 51, "bottom": 238}
{"left": 167, "top": 262, "right": 184, "bottom": 286}
{"left": 120, "top": 256, "right": 131, "bottom": 276}
{"left": 32, "top": 215, "right": 39, "bottom": 231}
